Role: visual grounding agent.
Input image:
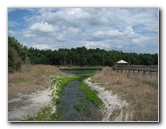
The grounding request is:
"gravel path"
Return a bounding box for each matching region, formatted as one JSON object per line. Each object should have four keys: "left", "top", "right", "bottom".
{"left": 84, "top": 77, "right": 130, "bottom": 121}
{"left": 8, "top": 88, "right": 52, "bottom": 121}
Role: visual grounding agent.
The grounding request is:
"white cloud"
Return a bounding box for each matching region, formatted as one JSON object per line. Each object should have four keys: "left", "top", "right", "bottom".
{"left": 24, "top": 33, "right": 36, "bottom": 38}
{"left": 94, "top": 29, "right": 123, "bottom": 37}
{"left": 8, "top": 8, "right": 159, "bottom": 53}
{"left": 91, "top": 26, "right": 139, "bottom": 42}
{"left": 68, "top": 8, "right": 82, "bottom": 15}
{"left": 32, "top": 44, "right": 49, "bottom": 50}
{"left": 85, "top": 41, "right": 109, "bottom": 49}
{"left": 124, "top": 26, "right": 135, "bottom": 34}
{"left": 30, "top": 22, "right": 56, "bottom": 32}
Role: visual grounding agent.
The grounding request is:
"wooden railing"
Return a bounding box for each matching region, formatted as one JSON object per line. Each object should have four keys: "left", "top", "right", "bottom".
{"left": 113, "top": 65, "right": 158, "bottom": 73}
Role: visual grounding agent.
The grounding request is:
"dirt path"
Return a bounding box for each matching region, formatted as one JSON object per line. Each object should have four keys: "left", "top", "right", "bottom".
{"left": 84, "top": 77, "right": 131, "bottom": 121}
{"left": 8, "top": 88, "right": 52, "bottom": 121}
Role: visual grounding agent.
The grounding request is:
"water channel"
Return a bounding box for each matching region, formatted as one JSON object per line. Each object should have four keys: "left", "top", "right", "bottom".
{"left": 57, "top": 69, "right": 102, "bottom": 121}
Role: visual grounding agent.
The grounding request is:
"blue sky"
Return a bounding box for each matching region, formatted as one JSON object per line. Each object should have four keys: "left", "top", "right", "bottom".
{"left": 8, "top": 8, "right": 159, "bottom": 53}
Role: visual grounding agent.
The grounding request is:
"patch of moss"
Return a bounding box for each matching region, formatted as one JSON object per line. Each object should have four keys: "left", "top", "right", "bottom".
{"left": 74, "top": 104, "right": 88, "bottom": 111}
{"left": 80, "top": 82, "right": 103, "bottom": 107}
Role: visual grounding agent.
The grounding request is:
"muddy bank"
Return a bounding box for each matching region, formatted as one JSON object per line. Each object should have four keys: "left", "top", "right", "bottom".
{"left": 8, "top": 88, "right": 52, "bottom": 121}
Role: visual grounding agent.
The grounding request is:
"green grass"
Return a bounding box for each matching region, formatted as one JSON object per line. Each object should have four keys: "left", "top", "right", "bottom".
{"left": 80, "top": 81, "right": 103, "bottom": 107}
{"left": 79, "top": 98, "right": 89, "bottom": 103}
{"left": 74, "top": 104, "right": 88, "bottom": 111}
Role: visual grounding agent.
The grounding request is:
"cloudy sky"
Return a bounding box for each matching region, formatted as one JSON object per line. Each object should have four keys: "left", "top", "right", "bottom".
{"left": 8, "top": 8, "right": 158, "bottom": 53}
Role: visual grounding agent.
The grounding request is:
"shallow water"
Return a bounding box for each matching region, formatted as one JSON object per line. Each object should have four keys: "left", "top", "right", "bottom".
{"left": 56, "top": 76, "right": 102, "bottom": 121}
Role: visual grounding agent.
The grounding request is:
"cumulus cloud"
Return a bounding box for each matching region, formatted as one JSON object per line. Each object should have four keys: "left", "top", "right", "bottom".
{"left": 30, "top": 22, "right": 56, "bottom": 32}
{"left": 94, "top": 29, "right": 123, "bottom": 37}
{"left": 8, "top": 8, "right": 159, "bottom": 53}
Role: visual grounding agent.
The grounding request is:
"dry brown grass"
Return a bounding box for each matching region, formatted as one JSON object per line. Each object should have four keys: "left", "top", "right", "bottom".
{"left": 92, "top": 67, "right": 158, "bottom": 121}
{"left": 8, "top": 64, "right": 66, "bottom": 99}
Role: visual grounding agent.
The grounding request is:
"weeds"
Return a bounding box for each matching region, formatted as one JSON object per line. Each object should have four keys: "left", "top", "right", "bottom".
{"left": 8, "top": 64, "right": 66, "bottom": 99}
{"left": 74, "top": 104, "right": 88, "bottom": 111}
{"left": 92, "top": 67, "right": 158, "bottom": 121}
{"left": 80, "top": 81, "right": 103, "bottom": 107}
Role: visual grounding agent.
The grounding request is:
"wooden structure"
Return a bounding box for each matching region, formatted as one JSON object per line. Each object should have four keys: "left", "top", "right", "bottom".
{"left": 113, "top": 65, "right": 158, "bottom": 74}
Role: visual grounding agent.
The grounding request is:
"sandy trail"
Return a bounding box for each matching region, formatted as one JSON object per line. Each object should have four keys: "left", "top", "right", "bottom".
{"left": 84, "top": 77, "right": 130, "bottom": 121}
{"left": 8, "top": 88, "right": 52, "bottom": 121}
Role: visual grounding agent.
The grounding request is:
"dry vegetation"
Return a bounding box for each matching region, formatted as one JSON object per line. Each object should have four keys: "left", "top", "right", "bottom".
{"left": 8, "top": 65, "right": 66, "bottom": 99}
{"left": 92, "top": 67, "right": 158, "bottom": 121}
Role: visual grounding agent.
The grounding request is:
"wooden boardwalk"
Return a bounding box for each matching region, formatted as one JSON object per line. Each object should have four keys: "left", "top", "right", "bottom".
{"left": 113, "top": 65, "right": 158, "bottom": 74}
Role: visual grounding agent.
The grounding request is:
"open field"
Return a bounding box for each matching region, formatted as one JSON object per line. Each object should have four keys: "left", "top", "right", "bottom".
{"left": 92, "top": 67, "right": 158, "bottom": 121}
{"left": 8, "top": 65, "right": 66, "bottom": 99}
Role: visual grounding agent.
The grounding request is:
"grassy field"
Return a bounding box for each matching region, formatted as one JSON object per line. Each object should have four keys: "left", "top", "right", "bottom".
{"left": 8, "top": 64, "right": 66, "bottom": 99}
{"left": 92, "top": 67, "right": 158, "bottom": 121}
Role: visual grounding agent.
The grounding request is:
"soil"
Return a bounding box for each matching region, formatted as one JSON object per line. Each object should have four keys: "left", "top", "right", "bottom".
{"left": 84, "top": 77, "right": 131, "bottom": 121}
{"left": 8, "top": 88, "right": 52, "bottom": 121}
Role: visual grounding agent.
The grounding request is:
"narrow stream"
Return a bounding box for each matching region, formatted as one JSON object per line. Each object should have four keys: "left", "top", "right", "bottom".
{"left": 57, "top": 70, "right": 102, "bottom": 121}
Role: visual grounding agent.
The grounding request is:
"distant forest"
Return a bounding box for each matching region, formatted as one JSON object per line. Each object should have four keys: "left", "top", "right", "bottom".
{"left": 8, "top": 36, "right": 158, "bottom": 72}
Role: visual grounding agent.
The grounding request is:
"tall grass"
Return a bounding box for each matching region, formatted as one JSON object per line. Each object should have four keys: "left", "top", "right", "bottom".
{"left": 92, "top": 67, "right": 158, "bottom": 121}
{"left": 8, "top": 64, "right": 66, "bottom": 99}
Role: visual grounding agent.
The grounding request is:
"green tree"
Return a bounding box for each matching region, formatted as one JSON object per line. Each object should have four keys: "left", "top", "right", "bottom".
{"left": 8, "top": 36, "right": 23, "bottom": 72}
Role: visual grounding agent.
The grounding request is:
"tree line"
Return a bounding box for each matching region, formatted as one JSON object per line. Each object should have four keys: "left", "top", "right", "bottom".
{"left": 8, "top": 36, "right": 158, "bottom": 72}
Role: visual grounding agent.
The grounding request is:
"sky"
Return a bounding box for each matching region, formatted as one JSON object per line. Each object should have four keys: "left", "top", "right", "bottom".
{"left": 8, "top": 8, "right": 159, "bottom": 53}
